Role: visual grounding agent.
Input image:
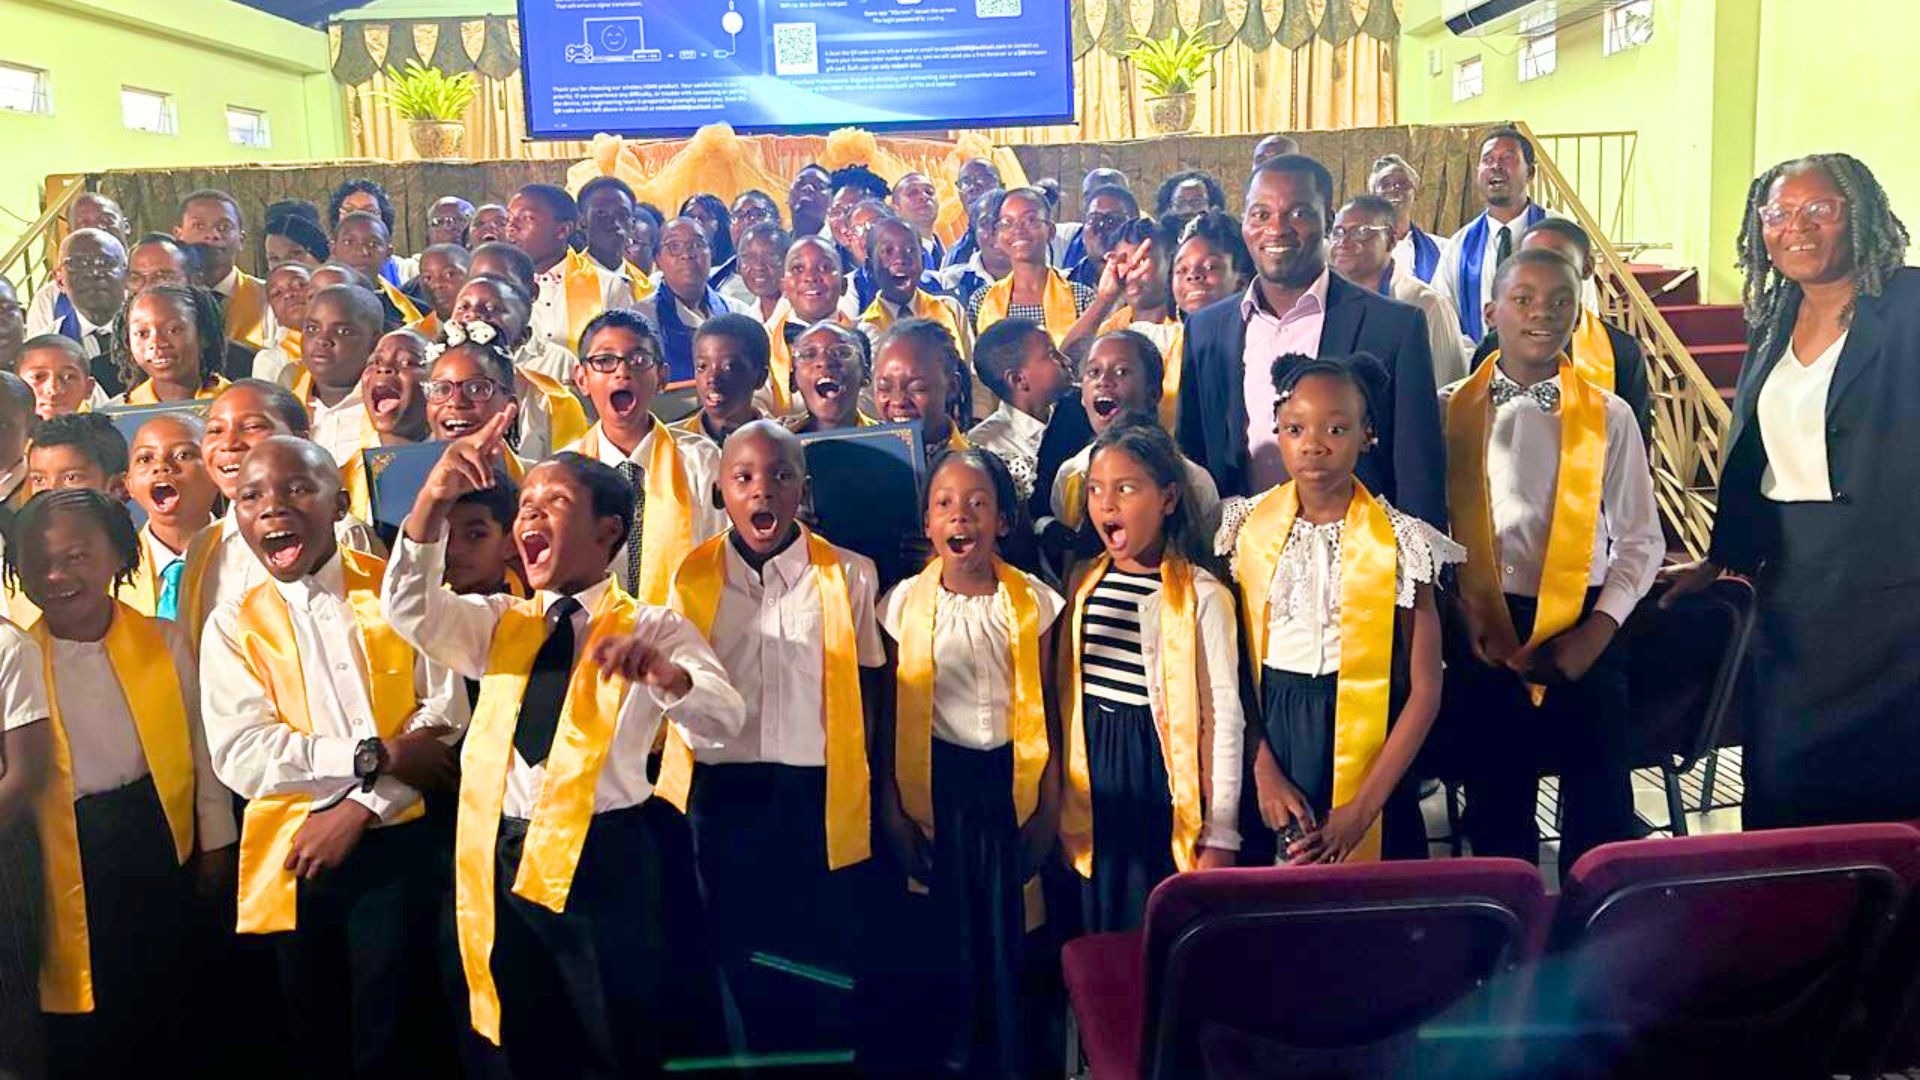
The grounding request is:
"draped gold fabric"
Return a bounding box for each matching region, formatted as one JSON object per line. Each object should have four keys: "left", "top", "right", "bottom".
{"left": 331, "top": 0, "right": 1396, "bottom": 159}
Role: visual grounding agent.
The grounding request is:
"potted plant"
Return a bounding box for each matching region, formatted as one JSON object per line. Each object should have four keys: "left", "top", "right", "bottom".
{"left": 1123, "top": 23, "right": 1222, "bottom": 134}
{"left": 374, "top": 59, "right": 478, "bottom": 159}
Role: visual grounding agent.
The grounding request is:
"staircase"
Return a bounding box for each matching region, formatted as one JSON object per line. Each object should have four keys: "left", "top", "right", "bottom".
{"left": 1628, "top": 265, "right": 1747, "bottom": 403}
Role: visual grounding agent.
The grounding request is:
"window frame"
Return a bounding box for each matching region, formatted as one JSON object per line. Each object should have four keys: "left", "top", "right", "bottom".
{"left": 120, "top": 85, "right": 177, "bottom": 135}
{"left": 226, "top": 105, "right": 271, "bottom": 148}
{"left": 0, "top": 60, "right": 51, "bottom": 116}
{"left": 1452, "top": 55, "right": 1485, "bottom": 102}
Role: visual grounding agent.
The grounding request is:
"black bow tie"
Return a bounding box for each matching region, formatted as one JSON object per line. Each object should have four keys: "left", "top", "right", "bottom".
{"left": 1490, "top": 375, "right": 1560, "bottom": 413}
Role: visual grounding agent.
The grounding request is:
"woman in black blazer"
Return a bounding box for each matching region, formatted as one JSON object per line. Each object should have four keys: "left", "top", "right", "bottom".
{"left": 1667, "top": 153, "right": 1920, "bottom": 829}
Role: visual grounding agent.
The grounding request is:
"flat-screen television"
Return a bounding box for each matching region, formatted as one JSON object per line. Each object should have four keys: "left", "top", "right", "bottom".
{"left": 517, "top": 0, "right": 1076, "bottom": 138}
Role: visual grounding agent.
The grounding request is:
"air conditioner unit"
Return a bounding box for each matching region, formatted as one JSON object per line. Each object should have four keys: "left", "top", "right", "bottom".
{"left": 1447, "top": 0, "right": 1618, "bottom": 37}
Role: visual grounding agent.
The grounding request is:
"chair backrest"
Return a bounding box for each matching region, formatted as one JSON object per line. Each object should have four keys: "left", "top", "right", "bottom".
{"left": 1138, "top": 859, "right": 1549, "bottom": 1079}
{"left": 1547, "top": 823, "right": 1920, "bottom": 1076}
{"left": 1622, "top": 576, "right": 1757, "bottom": 771}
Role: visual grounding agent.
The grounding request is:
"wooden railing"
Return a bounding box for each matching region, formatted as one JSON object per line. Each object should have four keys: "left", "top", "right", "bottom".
{"left": 1531, "top": 130, "right": 1638, "bottom": 249}
{"left": 0, "top": 177, "right": 87, "bottom": 309}
{"left": 1518, "top": 121, "right": 1731, "bottom": 557}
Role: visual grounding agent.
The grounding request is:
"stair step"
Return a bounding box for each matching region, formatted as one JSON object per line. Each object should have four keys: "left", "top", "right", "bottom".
{"left": 1657, "top": 303, "right": 1747, "bottom": 347}
{"left": 1627, "top": 263, "right": 1700, "bottom": 306}
{"left": 1688, "top": 343, "right": 1747, "bottom": 390}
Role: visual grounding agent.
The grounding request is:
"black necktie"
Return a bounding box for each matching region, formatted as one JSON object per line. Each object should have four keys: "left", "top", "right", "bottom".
{"left": 89, "top": 329, "right": 112, "bottom": 359}
{"left": 513, "top": 596, "right": 582, "bottom": 767}
{"left": 1495, "top": 224, "right": 1514, "bottom": 271}
{"left": 618, "top": 461, "right": 645, "bottom": 595}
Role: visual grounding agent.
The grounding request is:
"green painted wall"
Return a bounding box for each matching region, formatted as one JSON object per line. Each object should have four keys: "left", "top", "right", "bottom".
{"left": 0, "top": 0, "right": 347, "bottom": 241}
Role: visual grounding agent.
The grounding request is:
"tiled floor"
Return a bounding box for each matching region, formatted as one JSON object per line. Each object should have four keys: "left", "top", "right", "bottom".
{"left": 1419, "top": 748, "right": 1746, "bottom": 892}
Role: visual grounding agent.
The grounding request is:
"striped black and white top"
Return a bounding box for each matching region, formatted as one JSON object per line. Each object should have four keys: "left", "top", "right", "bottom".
{"left": 1081, "top": 567, "right": 1159, "bottom": 707}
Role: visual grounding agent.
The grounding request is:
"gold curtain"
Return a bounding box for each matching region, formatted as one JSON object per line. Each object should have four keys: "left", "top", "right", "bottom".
{"left": 334, "top": 0, "right": 1396, "bottom": 159}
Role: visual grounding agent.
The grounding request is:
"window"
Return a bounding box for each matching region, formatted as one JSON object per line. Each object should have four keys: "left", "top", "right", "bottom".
{"left": 1606, "top": 0, "right": 1655, "bottom": 55}
{"left": 1519, "top": 34, "right": 1558, "bottom": 82}
{"left": 120, "top": 86, "right": 175, "bottom": 134}
{"left": 0, "top": 62, "right": 50, "bottom": 115}
{"left": 227, "top": 106, "right": 271, "bottom": 148}
{"left": 1452, "top": 56, "right": 1484, "bottom": 103}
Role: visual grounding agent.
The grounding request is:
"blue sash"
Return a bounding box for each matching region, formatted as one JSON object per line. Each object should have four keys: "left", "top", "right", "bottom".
{"left": 708, "top": 256, "right": 736, "bottom": 290}
{"left": 1409, "top": 226, "right": 1441, "bottom": 284}
{"left": 1456, "top": 203, "right": 1546, "bottom": 341}
{"left": 1059, "top": 228, "right": 1086, "bottom": 271}
{"left": 925, "top": 236, "right": 945, "bottom": 270}
{"left": 945, "top": 228, "right": 978, "bottom": 271}
{"left": 380, "top": 256, "right": 404, "bottom": 287}
{"left": 654, "top": 287, "right": 726, "bottom": 384}
{"left": 1067, "top": 257, "right": 1100, "bottom": 288}
{"left": 851, "top": 268, "right": 878, "bottom": 313}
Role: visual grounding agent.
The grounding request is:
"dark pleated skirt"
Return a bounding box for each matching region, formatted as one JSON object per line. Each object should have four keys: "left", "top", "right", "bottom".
{"left": 1261, "top": 670, "right": 1427, "bottom": 862}
{"left": 1082, "top": 696, "right": 1175, "bottom": 934}
{"left": 0, "top": 811, "right": 44, "bottom": 1080}
{"left": 44, "top": 774, "right": 194, "bottom": 1080}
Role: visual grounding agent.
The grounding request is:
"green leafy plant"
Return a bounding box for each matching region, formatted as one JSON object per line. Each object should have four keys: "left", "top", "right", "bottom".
{"left": 374, "top": 60, "right": 477, "bottom": 121}
{"left": 1122, "top": 22, "right": 1223, "bottom": 97}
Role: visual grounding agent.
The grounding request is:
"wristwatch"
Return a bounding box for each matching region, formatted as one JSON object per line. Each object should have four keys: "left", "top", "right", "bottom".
{"left": 353, "top": 737, "right": 389, "bottom": 793}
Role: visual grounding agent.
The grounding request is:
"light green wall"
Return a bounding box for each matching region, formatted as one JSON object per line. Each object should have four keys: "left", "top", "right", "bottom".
{"left": 0, "top": 0, "right": 347, "bottom": 241}
{"left": 1398, "top": 0, "right": 1920, "bottom": 303}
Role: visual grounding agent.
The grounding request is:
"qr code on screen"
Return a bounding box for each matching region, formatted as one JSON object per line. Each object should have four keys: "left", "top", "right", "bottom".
{"left": 773, "top": 23, "right": 818, "bottom": 75}
{"left": 976, "top": 0, "right": 1022, "bottom": 16}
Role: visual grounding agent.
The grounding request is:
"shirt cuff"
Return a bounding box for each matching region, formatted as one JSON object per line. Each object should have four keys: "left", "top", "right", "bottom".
{"left": 310, "top": 735, "right": 362, "bottom": 783}
{"left": 197, "top": 811, "right": 240, "bottom": 852}
{"left": 1592, "top": 586, "right": 1640, "bottom": 631}
{"left": 1199, "top": 823, "right": 1243, "bottom": 853}
{"left": 349, "top": 777, "right": 422, "bottom": 825}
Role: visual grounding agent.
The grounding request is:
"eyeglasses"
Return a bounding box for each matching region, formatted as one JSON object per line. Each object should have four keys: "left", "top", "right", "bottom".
{"left": 996, "top": 214, "right": 1046, "bottom": 233}
{"left": 734, "top": 205, "right": 775, "bottom": 225}
{"left": 794, "top": 344, "right": 859, "bottom": 365}
{"left": 334, "top": 237, "right": 387, "bottom": 255}
{"left": 580, "top": 350, "right": 660, "bottom": 374}
{"left": 1085, "top": 211, "right": 1132, "bottom": 231}
{"left": 368, "top": 356, "right": 427, "bottom": 377}
{"left": 1328, "top": 225, "right": 1393, "bottom": 244}
{"left": 423, "top": 377, "right": 506, "bottom": 403}
{"left": 428, "top": 215, "right": 468, "bottom": 229}
{"left": 658, "top": 240, "right": 707, "bottom": 259}
{"left": 61, "top": 256, "right": 125, "bottom": 275}
{"left": 1758, "top": 198, "right": 1845, "bottom": 228}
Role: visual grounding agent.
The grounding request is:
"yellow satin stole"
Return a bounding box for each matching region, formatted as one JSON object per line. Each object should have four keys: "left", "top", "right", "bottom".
{"left": 380, "top": 279, "right": 425, "bottom": 327}
{"left": 975, "top": 269, "right": 1079, "bottom": 344}
{"left": 226, "top": 272, "right": 270, "bottom": 349}
{"left": 454, "top": 586, "right": 639, "bottom": 1045}
{"left": 414, "top": 314, "right": 441, "bottom": 340}
{"left": 520, "top": 368, "right": 592, "bottom": 451}
{"left": 655, "top": 529, "right": 871, "bottom": 868}
{"left": 1570, "top": 308, "right": 1618, "bottom": 394}
{"left": 762, "top": 300, "right": 852, "bottom": 416}
{"left": 280, "top": 328, "right": 305, "bottom": 363}
{"left": 123, "top": 374, "right": 230, "bottom": 405}
{"left": 1236, "top": 482, "right": 1398, "bottom": 862}
{"left": 178, "top": 520, "right": 227, "bottom": 653}
{"left": 1058, "top": 555, "right": 1204, "bottom": 876}
{"left": 623, "top": 260, "right": 658, "bottom": 304}
{"left": 232, "top": 549, "right": 423, "bottom": 933}
{"left": 860, "top": 290, "right": 969, "bottom": 359}
{"left": 1446, "top": 353, "right": 1606, "bottom": 706}
{"left": 563, "top": 249, "right": 611, "bottom": 353}
{"left": 1091, "top": 314, "right": 1186, "bottom": 433}
{"left": 116, "top": 527, "right": 167, "bottom": 617}
{"left": 608, "top": 423, "right": 698, "bottom": 606}
{"left": 31, "top": 603, "right": 197, "bottom": 1013}
{"left": 341, "top": 441, "right": 375, "bottom": 523}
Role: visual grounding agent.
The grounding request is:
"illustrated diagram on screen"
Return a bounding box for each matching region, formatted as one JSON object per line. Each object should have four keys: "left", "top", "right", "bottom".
{"left": 563, "top": 1, "right": 749, "bottom": 66}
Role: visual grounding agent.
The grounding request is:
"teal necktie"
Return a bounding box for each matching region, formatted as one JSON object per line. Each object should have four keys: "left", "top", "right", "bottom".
{"left": 157, "top": 558, "right": 185, "bottom": 621}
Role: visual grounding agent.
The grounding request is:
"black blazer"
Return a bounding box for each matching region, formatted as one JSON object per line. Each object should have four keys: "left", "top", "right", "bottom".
{"left": 1709, "top": 267, "right": 1920, "bottom": 594}
{"left": 1174, "top": 273, "right": 1448, "bottom": 526}
{"left": 1470, "top": 320, "right": 1653, "bottom": 443}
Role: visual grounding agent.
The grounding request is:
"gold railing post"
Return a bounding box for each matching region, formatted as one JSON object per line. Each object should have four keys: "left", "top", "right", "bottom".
{"left": 1, "top": 176, "right": 89, "bottom": 309}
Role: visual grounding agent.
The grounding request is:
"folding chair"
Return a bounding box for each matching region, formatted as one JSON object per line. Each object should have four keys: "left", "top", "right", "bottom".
{"left": 1061, "top": 859, "right": 1549, "bottom": 1079}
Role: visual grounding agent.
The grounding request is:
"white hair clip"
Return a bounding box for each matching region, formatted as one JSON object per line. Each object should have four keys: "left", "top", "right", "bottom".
{"left": 440, "top": 319, "right": 500, "bottom": 349}
{"left": 423, "top": 341, "right": 449, "bottom": 362}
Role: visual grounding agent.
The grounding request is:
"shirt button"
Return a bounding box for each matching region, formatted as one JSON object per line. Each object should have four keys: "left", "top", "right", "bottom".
{"left": 335, "top": 662, "right": 348, "bottom": 672}
{"left": 1503, "top": 565, "right": 1515, "bottom": 575}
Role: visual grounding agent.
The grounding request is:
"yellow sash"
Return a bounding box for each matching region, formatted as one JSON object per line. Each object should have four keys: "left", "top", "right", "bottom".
{"left": 520, "top": 368, "right": 591, "bottom": 451}
{"left": 1446, "top": 353, "right": 1605, "bottom": 706}
{"left": 178, "top": 520, "right": 227, "bottom": 653}
{"left": 563, "top": 249, "right": 609, "bottom": 354}
{"left": 1235, "top": 482, "right": 1397, "bottom": 862}
{"left": 380, "top": 279, "right": 425, "bottom": 327}
{"left": 118, "top": 528, "right": 163, "bottom": 617}
{"left": 656, "top": 530, "right": 871, "bottom": 868}
{"left": 31, "top": 603, "right": 197, "bottom": 1013}
{"left": 226, "top": 272, "right": 269, "bottom": 349}
{"left": 342, "top": 442, "right": 375, "bottom": 523}
{"left": 454, "top": 585, "right": 639, "bottom": 1045}
{"left": 589, "top": 423, "right": 698, "bottom": 606}
{"left": 232, "top": 548, "right": 423, "bottom": 933}
{"left": 1058, "top": 555, "right": 1203, "bottom": 876}
{"left": 623, "top": 260, "right": 658, "bottom": 304}
{"left": 413, "top": 314, "right": 440, "bottom": 341}
{"left": 1570, "top": 308, "right": 1618, "bottom": 394}
{"left": 124, "top": 374, "right": 230, "bottom": 405}
{"left": 860, "top": 290, "right": 968, "bottom": 358}
{"left": 1158, "top": 323, "right": 1186, "bottom": 433}
{"left": 762, "top": 300, "right": 800, "bottom": 416}
{"left": 280, "top": 328, "right": 305, "bottom": 362}
{"left": 975, "top": 269, "right": 1079, "bottom": 344}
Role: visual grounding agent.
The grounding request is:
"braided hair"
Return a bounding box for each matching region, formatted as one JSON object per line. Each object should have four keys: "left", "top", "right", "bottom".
{"left": 1737, "top": 154, "right": 1909, "bottom": 362}
{"left": 112, "top": 283, "right": 227, "bottom": 394}
{"left": 3, "top": 487, "right": 142, "bottom": 597}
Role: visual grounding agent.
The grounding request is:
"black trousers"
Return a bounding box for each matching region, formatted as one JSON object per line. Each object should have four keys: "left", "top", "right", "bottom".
{"left": 272, "top": 816, "right": 451, "bottom": 1080}
{"left": 43, "top": 776, "right": 195, "bottom": 1080}
{"left": 0, "top": 813, "right": 43, "bottom": 1080}
{"left": 1446, "top": 592, "right": 1637, "bottom": 880}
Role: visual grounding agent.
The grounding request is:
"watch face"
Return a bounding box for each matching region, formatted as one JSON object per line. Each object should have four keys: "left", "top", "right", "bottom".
{"left": 355, "top": 742, "right": 380, "bottom": 775}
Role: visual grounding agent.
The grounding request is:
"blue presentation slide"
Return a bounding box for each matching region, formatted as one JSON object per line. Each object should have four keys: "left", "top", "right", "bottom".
{"left": 517, "top": 0, "right": 1076, "bottom": 138}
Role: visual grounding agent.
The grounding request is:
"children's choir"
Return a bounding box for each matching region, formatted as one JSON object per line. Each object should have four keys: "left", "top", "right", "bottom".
{"left": 0, "top": 148, "right": 1764, "bottom": 1080}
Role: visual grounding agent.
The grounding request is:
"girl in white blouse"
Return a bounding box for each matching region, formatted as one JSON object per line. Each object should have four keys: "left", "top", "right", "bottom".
{"left": 1060, "top": 420, "right": 1244, "bottom": 933}
{"left": 875, "top": 447, "right": 1064, "bottom": 1078}
{"left": 1220, "top": 355, "right": 1457, "bottom": 865}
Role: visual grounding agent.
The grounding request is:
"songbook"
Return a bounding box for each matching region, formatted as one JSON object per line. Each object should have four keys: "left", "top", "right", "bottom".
{"left": 796, "top": 420, "right": 926, "bottom": 587}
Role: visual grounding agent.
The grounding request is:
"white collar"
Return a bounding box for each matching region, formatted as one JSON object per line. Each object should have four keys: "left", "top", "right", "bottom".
{"left": 724, "top": 529, "right": 811, "bottom": 589}
{"left": 538, "top": 576, "right": 611, "bottom": 621}
{"left": 990, "top": 398, "right": 1049, "bottom": 443}
{"left": 0, "top": 457, "right": 24, "bottom": 501}
{"left": 270, "top": 548, "right": 346, "bottom": 609}
{"left": 140, "top": 522, "right": 187, "bottom": 566}
{"left": 594, "top": 419, "right": 663, "bottom": 466}
{"left": 214, "top": 265, "right": 242, "bottom": 297}
{"left": 1239, "top": 268, "right": 1331, "bottom": 321}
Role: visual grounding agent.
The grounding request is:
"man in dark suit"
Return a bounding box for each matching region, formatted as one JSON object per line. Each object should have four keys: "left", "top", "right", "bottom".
{"left": 1175, "top": 154, "right": 1448, "bottom": 526}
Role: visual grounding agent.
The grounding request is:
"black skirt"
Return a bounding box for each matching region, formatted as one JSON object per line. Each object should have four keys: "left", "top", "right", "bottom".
{"left": 1261, "top": 669, "right": 1427, "bottom": 862}
{"left": 0, "top": 810, "right": 44, "bottom": 1079}
{"left": 1082, "top": 695, "right": 1176, "bottom": 934}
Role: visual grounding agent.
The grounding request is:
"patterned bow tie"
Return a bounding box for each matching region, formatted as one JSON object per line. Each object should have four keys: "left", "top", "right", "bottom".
{"left": 1490, "top": 375, "right": 1560, "bottom": 413}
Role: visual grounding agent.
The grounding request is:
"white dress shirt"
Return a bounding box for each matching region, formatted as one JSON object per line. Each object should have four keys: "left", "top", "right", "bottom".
{"left": 381, "top": 533, "right": 745, "bottom": 818}
{"left": 563, "top": 422, "right": 728, "bottom": 581}
{"left": 309, "top": 384, "right": 377, "bottom": 468}
{"left": 632, "top": 290, "right": 756, "bottom": 336}
{"left": 187, "top": 511, "right": 385, "bottom": 637}
{"left": 1240, "top": 273, "right": 1330, "bottom": 493}
{"left": 1391, "top": 231, "right": 1451, "bottom": 301}
{"left": 24, "top": 285, "right": 59, "bottom": 337}
{"left": 0, "top": 622, "right": 49, "bottom": 732}
{"left": 214, "top": 264, "right": 279, "bottom": 343}
{"left": 141, "top": 521, "right": 186, "bottom": 580}
{"left": 1757, "top": 333, "right": 1846, "bottom": 503}
{"left": 717, "top": 272, "right": 759, "bottom": 313}
{"left": 697, "top": 535, "right": 886, "bottom": 766}
{"left": 1052, "top": 442, "right": 1223, "bottom": 538}
{"left": 253, "top": 333, "right": 296, "bottom": 385}
{"left": 0, "top": 457, "right": 25, "bottom": 504}
{"left": 1390, "top": 266, "right": 1471, "bottom": 387}
{"left": 878, "top": 571, "right": 1064, "bottom": 750}
{"left": 1438, "top": 369, "right": 1663, "bottom": 627}
{"left": 516, "top": 338, "right": 578, "bottom": 387}
{"left": 967, "top": 400, "right": 1049, "bottom": 501}
{"left": 530, "top": 259, "right": 630, "bottom": 351}
{"left": 201, "top": 551, "right": 468, "bottom": 824}
{"left": 51, "top": 618, "right": 237, "bottom": 850}
{"left": 1439, "top": 203, "right": 1561, "bottom": 325}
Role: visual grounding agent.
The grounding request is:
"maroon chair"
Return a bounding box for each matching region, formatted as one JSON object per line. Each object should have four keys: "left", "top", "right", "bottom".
{"left": 1061, "top": 859, "right": 1549, "bottom": 1079}
{"left": 1535, "top": 824, "right": 1920, "bottom": 1079}
{"left": 1848, "top": 820, "right": 1920, "bottom": 1073}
